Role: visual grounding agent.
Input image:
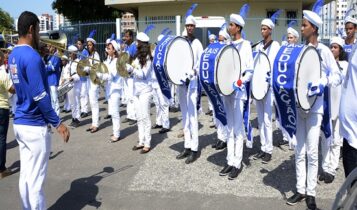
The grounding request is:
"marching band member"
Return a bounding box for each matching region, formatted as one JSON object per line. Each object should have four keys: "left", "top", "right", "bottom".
{"left": 176, "top": 4, "right": 204, "bottom": 164}
{"left": 129, "top": 32, "right": 153, "bottom": 154}
{"left": 67, "top": 45, "right": 82, "bottom": 128}
{"left": 219, "top": 4, "right": 253, "bottom": 180}
{"left": 45, "top": 45, "right": 61, "bottom": 116}
{"left": 151, "top": 33, "right": 170, "bottom": 134}
{"left": 343, "top": 9, "right": 357, "bottom": 58}
{"left": 320, "top": 36, "right": 348, "bottom": 184}
{"left": 96, "top": 40, "right": 123, "bottom": 142}
{"left": 287, "top": 21, "right": 299, "bottom": 45}
{"left": 286, "top": 3, "right": 342, "bottom": 208}
{"left": 86, "top": 30, "right": 101, "bottom": 133}
{"left": 103, "top": 33, "right": 116, "bottom": 120}
{"left": 340, "top": 42, "right": 357, "bottom": 178}
{"left": 253, "top": 10, "right": 281, "bottom": 164}
{"left": 9, "top": 11, "right": 69, "bottom": 209}
{"left": 60, "top": 55, "right": 71, "bottom": 113}
{"left": 122, "top": 30, "right": 138, "bottom": 125}
{"left": 76, "top": 38, "right": 90, "bottom": 118}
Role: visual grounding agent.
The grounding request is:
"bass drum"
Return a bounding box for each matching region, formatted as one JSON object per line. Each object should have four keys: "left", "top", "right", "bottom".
{"left": 251, "top": 51, "right": 270, "bottom": 100}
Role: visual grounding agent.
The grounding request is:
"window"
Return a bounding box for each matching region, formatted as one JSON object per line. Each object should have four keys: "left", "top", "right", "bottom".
{"left": 286, "top": 10, "right": 297, "bottom": 25}
{"left": 145, "top": 16, "right": 176, "bottom": 24}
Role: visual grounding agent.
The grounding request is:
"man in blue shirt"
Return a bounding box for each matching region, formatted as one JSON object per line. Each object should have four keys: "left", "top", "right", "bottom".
{"left": 45, "top": 45, "right": 61, "bottom": 115}
{"left": 8, "top": 11, "right": 70, "bottom": 210}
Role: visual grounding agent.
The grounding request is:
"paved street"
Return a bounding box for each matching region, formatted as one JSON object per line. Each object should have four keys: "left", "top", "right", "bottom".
{"left": 0, "top": 95, "right": 345, "bottom": 210}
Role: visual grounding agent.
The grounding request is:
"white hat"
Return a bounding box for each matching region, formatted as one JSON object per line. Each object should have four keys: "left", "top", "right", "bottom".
{"left": 209, "top": 34, "right": 217, "bottom": 40}
{"left": 110, "top": 40, "right": 120, "bottom": 52}
{"left": 287, "top": 27, "right": 299, "bottom": 38}
{"left": 303, "top": 10, "right": 322, "bottom": 28}
{"left": 345, "top": 16, "right": 357, "bottom": 25}
{"left": 68, "top": 45, "right": 78, "bottom": 52}
{"left": 86, "top": 30, "right": 97, "bottom": 45}
{"left": 230, "top": 14, "right": 245, "bottom": 27}
{"left": 6, "top": 46, "right": 13, "bottom": 51}
{"left": 219, "top": 29, "right": 230, "bottom": 41}
{"left": 157, "top": 34, "right": 164, "bottom": 42}
{"left": 61, "top": 55, "right": 68, "bottom": 60}
{"left": 185, "top": 15, "right": 196, "bottom": 25}
{"left": 106, "top": 38, "right": 111, "bottom": 45}
{"left": 182, "top": 29, "right": 187, "bottom": 37}
{"left": 136, "top": 32, "right": 150, "bottom": 42}
{"left": 330, "top": 36, "right": 344, "bottom": 47}
{"left": 261, "top": 18, "right": 275, "bottom": 29}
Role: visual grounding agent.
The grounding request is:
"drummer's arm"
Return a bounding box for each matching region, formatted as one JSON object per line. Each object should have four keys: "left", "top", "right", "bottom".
{"left": 241, "top": 43, "right": 254, "bottom": 83}
{"left": 325, "top": 51, "right": 343, "bottom": 87}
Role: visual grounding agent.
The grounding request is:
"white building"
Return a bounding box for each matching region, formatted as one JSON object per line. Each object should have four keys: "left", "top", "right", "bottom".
{"left": 38, "top": 14, "right": 54, "bottom": 32}
{"left": 54, "top": 14, "right": 72, "bottom": 29}
{"left": 105, "top": 0, "right": 333, "bottom": 44}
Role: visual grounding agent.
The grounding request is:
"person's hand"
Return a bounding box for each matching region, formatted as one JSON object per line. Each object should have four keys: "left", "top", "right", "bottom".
{"left": 56, "top": 123, "right": 70, "bottom": 143}
{"left": 96, "top": 72, "right": 103, "bottom": 80}
{"left": 233, "top": 79, "right": 245, "bottom": 91}
{"left": 69, "top": 77, "right": 74, "bottom": 82}
{"left": 307, "top": 77, "right": 328, "bottom": 97}
{"left": 126, "top": 64, "right": 133, "bottom": 73}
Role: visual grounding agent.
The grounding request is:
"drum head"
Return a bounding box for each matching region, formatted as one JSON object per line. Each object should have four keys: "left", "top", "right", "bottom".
{"left": 165, "top": 37, "right": 194, "bottom": 85}
{"left": 295, "top": 46, "right": 321, "bottom": 111}
{"left": 251, "top": 52, "right": 270, "bottom": 100}
{"left": 215, "top": 45, "right": 241, "bottom": 96}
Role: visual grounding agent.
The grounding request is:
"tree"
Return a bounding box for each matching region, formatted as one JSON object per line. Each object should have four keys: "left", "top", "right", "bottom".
{"left": 52, "top": 0, "right": 124, "bottom": 21}
{"left": 0, "top": 8, "right": 14, "bottom": 31}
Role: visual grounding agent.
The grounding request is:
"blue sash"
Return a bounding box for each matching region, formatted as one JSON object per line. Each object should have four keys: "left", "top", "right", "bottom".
{"left": 200, "top": 42, "right": 227, "bottom": 125}
{"left": 272, "top": 44, "right": 302, "bottom": 138}
{"left": 243, "top": 81, "right": 253, "bottom": 146}
{"left": 321, "top": 86, "right": 332, "bottom": 141}
{"left": 153, "top": 35, "right": 174, "bottom": 100}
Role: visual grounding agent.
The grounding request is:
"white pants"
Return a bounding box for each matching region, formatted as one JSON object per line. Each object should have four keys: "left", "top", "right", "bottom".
{"left": 217, "top": 118, "right": 228, "bottom": 142}
{"left": 170, "top": 84, "right": 179, "bottom": 108}
{"left": 89, "top": 84, "right": 99, "bottom": 127}
{"left": 10, "top": 93, "right": 17, "bottom": 114}
{"left": 321, "top": 119, "right": 342, "bottom": 176}
{"left": 14, "top": 124, "right": 51, "bottom": 210}
{"left": 256, "top": 89, "right": 273, "bottom": 154}
{"left": 109, "top": 90, "right": 121, "bottom": 138}
{"left": 126, "top": 78, "right": 136, "bottom": 120}
{"left": 105, "top": 82, "right": 112, "bottom": 116}
{"left": 49, "top": 86, "right": 60, "bottom": 116}
{"left": 135, "top": 92, "right": 152, "bottom": 147}
{"left": 67, "top": 83, "right": 81, "bottom": 119}
{"left": 224, "top": 95, "right": 244, "bottom": 168}
{"left": 208, "top": 100, "right": 213, "bottom": 111}
{"left": 80, "top": 79, "right": 89, "bottom": 113}
{"left": 153, "top": 87, "right": 170, "bottom": 129}
{"left": 178, "top": 85, "right": 199, "bottom": 151}
{"left": 64, "top": 93, "right": 70, "bottom": 111}
{"left": 295, "top": 112, "right": 322, "bottom": 197}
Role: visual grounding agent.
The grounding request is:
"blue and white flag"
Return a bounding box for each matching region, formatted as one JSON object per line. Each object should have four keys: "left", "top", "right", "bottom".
{"left": 153, "top": 35, "right": 175, "bottom": 100}
{"left": 200, "top": 42, "right": 227, "bottom": 125}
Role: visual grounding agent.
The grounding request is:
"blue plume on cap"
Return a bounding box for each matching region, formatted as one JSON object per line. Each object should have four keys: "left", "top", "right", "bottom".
{"left": 71, "top": 34, "right": 79, "bottom": 45}
{"left": 166, "top": 30, "right": 172, "bottom": 35}
{"left": 242, "top": 31, "right": 246, "bottom": 39}
{"left": 144, "top": 24, "right": 155, "bottom": 35}
{"left": 345, "top": 8, "right": 355, "bottom": 19}
{"left": 270, "top": 9, "right": 283, "bottom": 23}
{"left": 161, "top": 27, "right": 170, "bottom": 35}
{"left": 336, "top": 28, "right": 343, "bottom": 37}
{"left": 288, "top": 20, "right": 297, "bottom": 28}
{"left": 312, "top": 0, "right": 324, "bottom": 15}
{"left": 208, "top": 30, "right": 211, "bottom": 37}
{"left": 282, "top": 34, "right": 287, "bottom": 41}
{"left": 88, "top": 30, "right": 96, "bottom": 38}
{"left": 110, "top": 33, "right": 115, "bottom": 41}
{"left": 220, "top": 23, "right": 227, "bottom": 31}
{"left": 239, "top": 4, "right": 250, "bottom": 19}
{"left": 116, "top": 39, "right": 123, "bottom": 44}
{"left": 185, "top": 3, "right": 198, "bottom": 18}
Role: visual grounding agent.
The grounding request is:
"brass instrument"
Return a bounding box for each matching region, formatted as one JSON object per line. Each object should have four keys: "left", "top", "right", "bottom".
{"left": 40, "top": 33, "right": 67, "bottom": 56}
{"left": 116, "top": 52, "right": 131, "bottom": 78}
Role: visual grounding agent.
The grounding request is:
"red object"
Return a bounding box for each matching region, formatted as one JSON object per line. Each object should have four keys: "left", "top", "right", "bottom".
{"left": 237, "top": 79, "right": 242, "bottom": 87}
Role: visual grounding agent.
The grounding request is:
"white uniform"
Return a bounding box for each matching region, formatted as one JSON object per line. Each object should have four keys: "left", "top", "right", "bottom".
{"left": 224, "top": 38, "right": 253, "bottom": 168}
{"left": 151, "top": 66, "right": 170, "bottom": 129}
{"left": 79, "top": 50, "right": 89, "bottom": 114}
{"left": 321, "top": 60, "right": 348, "bottom": 176}
{"left": 255, "top": 40, "right": 280, "bottom": 155}
{"left": 178, "top": 38, "right": 203, "bottom": 152}
{"left": 67, "top": 59, "right": 81, "bottom": 120}
{"left": 102, "top": 56, "right": 123, "bottom": 138}
{"left": 295, "top": 43, "right": 342, "bottom": 197}
{"left": 88, "top": 52, "right": 101, "bottom": 128}
{"left": 59, "top": 62, "right": 71, "bottom": 112}
{"left": 130, "top": 58, "right": 153, "bottom": 147}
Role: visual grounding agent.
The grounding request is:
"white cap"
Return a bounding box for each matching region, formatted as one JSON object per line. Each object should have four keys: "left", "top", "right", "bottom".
{"left": 330, "top": 36, "right": 344, "bottom": 47}
{"left": 219, "top": 28, "right": 230, "bottom": 41}
{"left": 68, "top": 45, "right": 78, "bottom": 52}
{"left": 110, "top": 40, "right": 120, "bottom": 52}
{"left": 287, "top": 27, "right": 299, "bottom": 38}
{"left": 230, "top": 14, "right": 245, "bottom": 27}
{"left": 106, "top": 38, "right": 111, "bottom": 44}
{"left": 345, "top": 16, "right": 357, "bottom": 25}
{"left": 261, "top": 18, "right": 275, "bottom": 29}
{"left": 86, "top": 37, "right": 96, "bottom": 45}
{"left": 303, "top": 10, "right": 322, "bottom": 29}
{"left": 136, "top": 32, "right": 150, "bottom": 42}
{"left": 6, "top": 46, "right": 13, "bottom": 51}
{"left": 61, "top": 55, "right": 68, "bottom": 60}
{"left": 209, "top": 34, "right": 216, "bottom": 40}
{"left": 182, "top": 29, "right": 187, "bottom": 37}
{"left": 157, "top": 34, "right": 164, "bottom": 42}
{"left": 185, "top": 15, "right": 196, "bottom": 25}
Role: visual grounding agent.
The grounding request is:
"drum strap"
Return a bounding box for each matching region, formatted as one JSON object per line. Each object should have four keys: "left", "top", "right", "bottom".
{"left": 263, "top": 40, "right": 273, "bottom": 51}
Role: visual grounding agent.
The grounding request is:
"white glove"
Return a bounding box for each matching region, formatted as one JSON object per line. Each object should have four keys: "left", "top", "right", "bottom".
{"left": 307, "top": 77, "right": 328, "bottom": 97}
{"left": 233, "top": 79, "right": 245, "bottom": 92}
{"left": 96, "top": 72, "right": 103, "bottom": 80}
{"left": 126, "top": 64, "right": 134, "bottom": 73}
{"left": 186, "top": 69, "right": 196, "bottom": 80}
{"left": 84, "top": 66, "right": 90, "bottom": 73}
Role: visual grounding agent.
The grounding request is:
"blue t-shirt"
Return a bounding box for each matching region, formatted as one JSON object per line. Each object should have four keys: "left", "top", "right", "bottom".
{"left": 78, "top": 49, "right": 89, "bottom": 81}
{"left": 8, "top": 44, "right": 61, "bottom": 127}
{"left": 46, "top": 54, "right": 61, "bottom": 86}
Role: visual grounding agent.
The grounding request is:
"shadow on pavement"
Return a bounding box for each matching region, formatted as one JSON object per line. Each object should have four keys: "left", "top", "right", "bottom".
{"left": 6, "top": 139, "right": 18, "bottom": 150}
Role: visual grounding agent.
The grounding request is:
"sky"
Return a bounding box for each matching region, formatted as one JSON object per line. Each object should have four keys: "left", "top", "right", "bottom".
{"left": 0, "top": 0, "right": 56, "bottom": 19}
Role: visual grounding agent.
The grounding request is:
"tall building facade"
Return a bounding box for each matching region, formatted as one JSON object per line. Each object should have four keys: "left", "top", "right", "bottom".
{"left": 39, "top": 14, "right": 54, "bottom": 32}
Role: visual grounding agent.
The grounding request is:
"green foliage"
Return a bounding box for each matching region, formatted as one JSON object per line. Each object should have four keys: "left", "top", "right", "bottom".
{"left": 0, "top": 8, "right": 14, "bottom": 31}
{"left": 52, "top": 0, "right": 123, "bottom": 21}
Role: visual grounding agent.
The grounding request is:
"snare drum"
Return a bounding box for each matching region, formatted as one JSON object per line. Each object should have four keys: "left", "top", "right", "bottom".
{"left": 153, "top": 36, "right": 194, "bottom": 85}
{"left": 251, "top": 51, "right": 270, "bottom": 100}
